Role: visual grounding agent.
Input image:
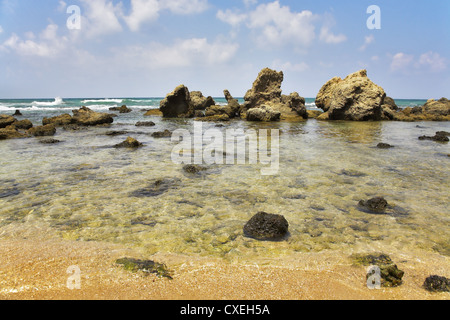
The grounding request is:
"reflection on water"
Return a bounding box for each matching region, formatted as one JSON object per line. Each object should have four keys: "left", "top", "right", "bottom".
{"left": 0, "top": 119, "right": 449, "bottom": 262}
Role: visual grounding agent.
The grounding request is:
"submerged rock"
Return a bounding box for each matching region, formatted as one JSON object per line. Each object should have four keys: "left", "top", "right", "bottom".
{"left": 152, "top": 130, "right": 172, "bottom": 138}
{"left": 419, "top": 131, "right": 449, "bottom": 142}
{"left": 358, "top": 197, "right": 389, "bottom": 213}
{"left": 115, "top": 258, "right": 172, "bottom": 279}
{"left": 377, "top": 143, "right": 394, "bottom": 149}
{"left": 135, "top": 121, "right": 156, "bottom": 127}
{"left": 109, "top": 105, "right": 132, "bottom": 113}
{"left": 160, "top": 85, "right": 195, "bottom": 118}
{"left": 130, "top": 178, "right": 181, "bottom": 198}
{"left": 114, "top": 137, "right": 143, "bottom": 148}
{"left": 315, "top": 70, "right": 386, "bottom": 121}
{"left": 243, "top": 212, "right": 289, "bottom": 241}
{"left": 423, "top": 275, "right": 450, "bottom": 292}
{"left": 183, "top": 164, "right": 208, "bottom": 174}
{"left": 39, "top": 138, "right": 62, "bottom": 144}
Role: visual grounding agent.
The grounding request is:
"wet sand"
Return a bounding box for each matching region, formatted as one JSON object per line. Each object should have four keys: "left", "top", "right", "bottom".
{"left": 0, "top": 236, "right": 448, "bottom": 300}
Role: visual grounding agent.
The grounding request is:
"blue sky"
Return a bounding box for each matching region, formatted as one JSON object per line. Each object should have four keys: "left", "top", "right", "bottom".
{"left": 0, "top": 0, "right": 449, "bottom": 99}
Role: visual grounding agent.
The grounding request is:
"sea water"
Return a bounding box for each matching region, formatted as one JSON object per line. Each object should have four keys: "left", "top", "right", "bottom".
{"left": 0, "top": 97, "right": 448, "bottom": 263}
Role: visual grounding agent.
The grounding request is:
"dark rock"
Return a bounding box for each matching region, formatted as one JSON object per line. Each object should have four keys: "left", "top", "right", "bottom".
{"left": 43, "top": 114, "right": 74, "bottom": 126}
{"left": 13, "top": 119, "right": 33, "bottom": 130}
{"left": 0, "top": 115, "right": 17, "bottom": 128}
{"left": 135, "top": 121, "right": 156, "bottom": 127}
{"left": 0, "top": 187, "right": 21, "bottom": 198}
{"left": 27, "top": 124, "right": 56, "bottom": 137}
{"left": 183, "top": 164, "right": 208, "bottom": 174}
{"left": 377, "top": 143, "right": 393, "bottom": 149}
{"left": 109, "top": 105, "right": 132, "bottom": 113}
{"left": 114, "top": 137, "right": 143, "bottom": 148}
{"left": 105, "top": 130, "right": 128, "bottom": 136}
{"left": 419, "top": 131, "right": 449, "bottom": 142}
{"left": 39, "top": 138, "right": 61, "bottom": 144}
{"left": 243, "top": 212, "right": 289, "bottom": 241}
{"left": 130, "top": 178, "right": 181, "bottom": 198}
{"left": 423, "top": 275, "right": 450, "bottom": 292}
{"left": 340, "top": 169, "right": 367, "bottom": 177}
{"left": 115, "top": 258, "right": 172, "bottom": 279}
{"left": 358, "top": 197, "right": 389, "bottom": 213}
{"left": 160, "top": 85, "right": 195, "bottom": 118}
{"left": 13, "top": 110, "right": 23, "bottom": 116}
{"left": 152, "top": 130, "right": 172, "bottom": 138}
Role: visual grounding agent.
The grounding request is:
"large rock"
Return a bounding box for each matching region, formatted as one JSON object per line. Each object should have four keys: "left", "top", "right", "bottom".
{"left": 190, "top": 91, "right": 216, "bottom": 111}
{"left": 315, "top": 70, "right": 386, "bottom": 121}
{"left": 27, "top": 124, "right": 56, "bottom": 137}
{"left": 242, "top": 68, "right": 307, "bottom": 120}
{"left": 0, "top": 115, "right": 17, "bottom": 129}
{"left": 422, "top": 98, "right": 450, "bottom": 116}
{"left": 243, "top": 212, "right": 289, "bottom": 241}
{"left": 246, "top": 105, "right": 281, "bottom": 122}
{"left": 160, "top": 85, "right": 195, "bottom": 118}
{"left": 0, "top": 127, "right": 29, "bottom": 140}
{"left": 43, "top": 114, "right": 74, "bottom": 126}
{"left": 72, "top": 107, "right": 114, "bottom": 126}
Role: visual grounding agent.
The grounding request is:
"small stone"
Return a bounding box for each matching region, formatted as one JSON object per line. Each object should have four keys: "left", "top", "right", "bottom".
{"left": 423, "top": 275, "right": 450, "bottom": 292}
{"left": 152, "top": 130, "right": 172, "bottom": 138}
{"left": 377, "top": 143, "right": 393, "bottom": 149}
{"left": 359, "top": 197, "right": 388, "bottom": 213}
{"left": 114, "top": 137, "right": 143, "bottom": 148}
{"left": 135, "top": 121, "right": 156, "bottom": 127}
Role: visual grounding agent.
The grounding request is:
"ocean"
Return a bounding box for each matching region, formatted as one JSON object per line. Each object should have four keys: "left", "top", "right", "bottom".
{"left": 0, "top": 97, "right": 449, "bottom": 264}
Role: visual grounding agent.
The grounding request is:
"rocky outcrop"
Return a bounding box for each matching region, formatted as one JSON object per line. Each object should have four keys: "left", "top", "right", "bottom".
{"left": 243, "top": 212, "right": 289, "bottom": 241}
{"left": 190, "top": 91, "right": 216, "bottom": 111}
{"left": 315, "top": 70, "right": 386, "bottom": 121}
{"left": 203, "top": 90, "right": 241, "bottom": 119}
{"left": 110, "top": 105, "right": 132, "bottom": 113}
{"left": 27, "top": 124, "right": 56, "bottom": 137}
{"left": 246, "top": 105, "right": 281, "bottom": 122}
{"left": 422, "top": 98, "right": 450, "bottom": 116}
{"left": 13, "top": 119, "right": 33, "bottom": 130}
{"left": 381, "top": 97, "right": 398, "bottom": 120}
{"left": 0, "top": 127, "right": 29, "bottom": 140}
{"left": 43, "top": 114, "right": 74, "bottom": 126}
{"left": 0, "top": 115, "right": 17, "bottom": 128}
{"left": 72, "top": 107, "right": 114, "bottom": 126}
{"left": 114, "top": 137, "right": 143, "bottom": 148}
{"left": 160, "top": 85, "right": 195, "bottom": 118}
{"left": 242, "top": 68, "right": 308, "bottom": 120}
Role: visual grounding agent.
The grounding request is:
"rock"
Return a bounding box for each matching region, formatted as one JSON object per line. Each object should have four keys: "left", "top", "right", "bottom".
{"left": 352, "top": 253, "right": 404, "bottom": 288}
{"left": 114, "top": 137, "right": 143, "bottom": 148}
{"left": 307, "top": 110, "right": 324, "bottom": 119}
{"left": 13, "top": 119, "right": 33, "bottom": 130}
{"left": 243, "top": 212, "right": 289, "bottom": 241}
{"left": 43, "top": 114, "right": 75, "bottom": 126}
{"left": 358, "top": 197, "right": 389, "bottom": 213}
{"left": 72, "top": 107, "right": 114, "bottom": 126}
{"left": 152, "top": 130, "right": 172, "bottom": 138}
{"left": 422, "top": 98, "right": 450, "bottom": 116}
{"left": 195, "top": 114, "right": 230, "bottom": 122}
{"left": 190, "top": 91, "right": 216, "bottom": 111}
{"left": 383, "top": 97, "right": 398, "bottom": 111}
{"left": 105, "top": 130, "right": 128, "bottom": 136}
{"left": 39, "top": 138, "right": 61, "bottom": 144}
{"left": 315, "top": 70, "right": 386, "bottom": 121}
{"left": 135, "top": 121, "right": 156, "bottom": 127}
{"left": 246, "top": 105, "right": 281, "bottom": 122}
{"left": 183, "top": 164, "right": 208, "bottom": 174}
{"left": 419, "top": 131, "right": 449, "bottom": 142}
{"left": 423, "top": 275, "right": 450, "bottom": 292}
{"left": 0, "top": 115, "right": 17, "bottom": 129}
{"left": 242, "top": 68, "right": 307, "bottom": 119}
{"left": 13, "top": 110, "right": 23, "bottom": 116}
{"left": 130, "top": 178, "right": 181, "bottom": 198}
{"left": 0, "top": 127, "right": 29, "bottom": 140}
{"left": 115, "top": 258, "right": 172, "bottom": 279}
{"left": 27, "top": 124, "right": 56, "bottom": 137}
{"left": 160, "top": 85, "right": 195, "bottom": 118}
{"left": 110, "top": 105, "right": 132, "bottom": 113}
{"left": 144, "top": 109, "right": 163, "bottom": 116}
{"left": 377, "top": 143, "right": 394, "bottom": 149}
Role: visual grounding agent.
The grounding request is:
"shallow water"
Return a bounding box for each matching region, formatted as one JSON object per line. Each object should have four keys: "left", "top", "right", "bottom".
{"left": 0, "top": 115, "right": 449, "bottom": 263}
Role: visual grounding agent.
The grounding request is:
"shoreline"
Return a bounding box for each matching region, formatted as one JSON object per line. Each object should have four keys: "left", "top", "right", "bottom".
{"left": 0, "top": 236, "right": 448, "bottom": 300}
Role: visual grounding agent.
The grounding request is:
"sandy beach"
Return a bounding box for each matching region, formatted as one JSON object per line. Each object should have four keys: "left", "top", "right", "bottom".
{"left": 1, "top": 234, "right": 448, "bottom": 300}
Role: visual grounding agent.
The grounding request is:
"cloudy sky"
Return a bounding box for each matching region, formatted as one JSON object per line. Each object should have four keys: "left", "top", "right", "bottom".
{"left": 0, "top": 0, "right": 449, "bottom": 99}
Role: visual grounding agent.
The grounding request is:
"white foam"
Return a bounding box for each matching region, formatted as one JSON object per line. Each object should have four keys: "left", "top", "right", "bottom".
{"left": 31, "top": 97, "right": 64, "bottom": 107}
{"left": 81, "top": 99, "right": 123, "bottom": 104}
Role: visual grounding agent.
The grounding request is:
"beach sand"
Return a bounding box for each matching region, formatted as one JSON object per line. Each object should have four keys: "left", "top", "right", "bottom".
{"left": 1, "top": 235, "right": 448, "bottom": 300}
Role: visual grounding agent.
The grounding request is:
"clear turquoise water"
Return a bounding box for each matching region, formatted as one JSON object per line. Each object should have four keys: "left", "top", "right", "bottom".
{"left": 0, "top": 97, "right": 449, "bottom": 263}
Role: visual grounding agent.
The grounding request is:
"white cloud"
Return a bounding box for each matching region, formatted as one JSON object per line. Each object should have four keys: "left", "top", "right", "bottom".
{"left": 243, "top": 0, "right": 258, "bottom": 7}
{"left": 1, "top": 24, "right": 68, "bottom": 57}
{"left": 359, "top": 35, "right": 374, "bottom": 51}
{"left": 217, "top": 9, "right": 247, "bottom": 28}
{"left": 319, "top": 26, "right": 347, "bottom": 44}
{"left": 272, "top": 59, "right": 309, "bottom": 73}
{"left": 123, "top": 0, "right": 160, "bottom": 32}
{"left": 80, "top": 0, "right": 123, "bottom": 38}
{"left": 116, "top": 38, "right": 239, "bottom": 69}
{"left": 160, "top": 0, "right": 209, "bottom": 15}
{"left": 390, "top": 52, "right": 414, "bottom": 71}
{"left": 247, "top": 1, "right": 317, "bottom": 47}
{"left": 0, "top": 25, "right": 3, "bottom": 34}
{"left": 57, "top": 1, "right": 67, "bottom": 12}
{"left": 417, "top": 51, "right": 447, "bottom": 72}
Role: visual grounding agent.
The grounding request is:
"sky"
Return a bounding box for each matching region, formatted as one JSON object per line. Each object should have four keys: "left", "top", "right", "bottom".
{"left": 0, "top": 0, "right": 449, "bottom": 99}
